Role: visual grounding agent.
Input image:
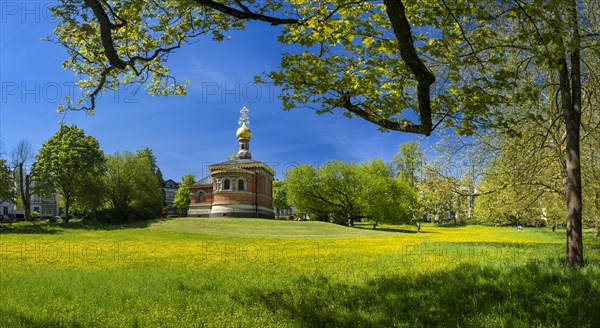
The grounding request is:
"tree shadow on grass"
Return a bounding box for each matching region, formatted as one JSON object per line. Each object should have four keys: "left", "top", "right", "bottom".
{"left": 375, "top": 227, "right": 436, "bottom": 234}
{"left": 0, "top": 218, "right": 169, "bottom": 234}
{"left": 63, "top": 219, "right": 164, "bottom": 231}
{"left": 0, "top": 308, "right": 83, "bottom": 328}
{"left": 432, "top": 223, "right": 469, "bottom": 228}
{"left": 244, "top": 260, "right": 600, "bottom": 327}
{"left": 0, "top": 222, "right": 63, "bottom": 235}
{"left": 352, "top": 226, "right": 436, "bottom": 234}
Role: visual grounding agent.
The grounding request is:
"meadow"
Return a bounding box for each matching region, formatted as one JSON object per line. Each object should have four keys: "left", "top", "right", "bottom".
{"left": 1, "top": 218, "right": 599, "bottom": 327}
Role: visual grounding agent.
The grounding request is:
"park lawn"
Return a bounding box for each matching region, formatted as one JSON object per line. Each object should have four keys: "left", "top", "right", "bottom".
{"left": 0, "top": 218, "right": 599, "bottom": 327}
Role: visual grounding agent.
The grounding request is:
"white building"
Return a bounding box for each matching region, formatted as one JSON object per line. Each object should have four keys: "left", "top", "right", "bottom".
{"left": 163, "top": 179, "right": 179, "bottom": 214}
{"left": 30, "top": 193, "right": 61, "bottom": 216}
{"left": 1, "top": 200, "right": 16, "bottom": 216}
{"left": 1, "top": 193, "right": 62, "bottom": 219}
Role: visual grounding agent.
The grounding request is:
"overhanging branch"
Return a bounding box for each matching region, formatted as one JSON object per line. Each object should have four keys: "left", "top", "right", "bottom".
{"left": 84, "top": 0, "right": 127, "bottom": 69}
{"left": 383, "top": 0, "right": 436, "bottom": 135}
{"left": 191, "top": 0, "right": 300, "bottom": 25}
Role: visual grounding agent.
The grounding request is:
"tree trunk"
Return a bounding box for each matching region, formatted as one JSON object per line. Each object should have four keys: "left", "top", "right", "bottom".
{"left": 64, "top": 195, "right": 71, "bottom": 222}
{"left": 24, "top": 174, "right": 31, "bottom": 220}
{"left": 17, "top": 164, "right": 32, "bottom": 221}
{"left": 564, "top": 114, "right": 583, "bottom": 267}
{"left": 596, "top": 193, "right": 600, "bottom": 237}
{"left": 559, "top": 0, "right": 583, "bottom": 268}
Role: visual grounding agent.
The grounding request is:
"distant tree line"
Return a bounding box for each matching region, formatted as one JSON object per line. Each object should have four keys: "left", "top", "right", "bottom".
{"left": 280, "top": 135, "right": 600, "bottom": 238}
{"left": 282, "top": 157, "right": 418, "bottom": 226}
{"left": 48, "top": 0, "right": 599, "bottom": 268}
{"left": 0, "top": 123, "right": 165, "bottom": 223}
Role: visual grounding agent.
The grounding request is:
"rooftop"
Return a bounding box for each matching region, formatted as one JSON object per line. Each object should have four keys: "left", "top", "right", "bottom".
{"left": 209, "top": 158, "right": 275, "bottom": 176}
{"left": 191, "top": 176, "right": 214, "bottom": 187}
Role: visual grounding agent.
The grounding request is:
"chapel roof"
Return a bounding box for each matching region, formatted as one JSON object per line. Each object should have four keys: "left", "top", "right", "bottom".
{"left": 191, "top": 176, "right": 213, "bottom": 187}
{"left": 209, "top": 158, "right": 275, "bottom": 176}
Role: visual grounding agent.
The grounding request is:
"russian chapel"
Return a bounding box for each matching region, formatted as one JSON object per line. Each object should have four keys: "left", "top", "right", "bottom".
{"left": 187, "top": 107, "right": 275, "bottom": 218}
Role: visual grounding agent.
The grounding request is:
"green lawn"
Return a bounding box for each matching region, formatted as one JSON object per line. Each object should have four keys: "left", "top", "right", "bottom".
{"left": 1, "top": 218, "right": 599, "bottom": 327}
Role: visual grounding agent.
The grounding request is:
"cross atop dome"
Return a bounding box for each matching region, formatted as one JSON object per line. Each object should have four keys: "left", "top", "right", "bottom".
{"left": 187, "top": 105, "right": 275, "bottom": 218}
{"left": 238, "top": 106, "right": 250, "bottom": 127}
{"left": 235, "top": 106, "right": 252, "bottom": 159}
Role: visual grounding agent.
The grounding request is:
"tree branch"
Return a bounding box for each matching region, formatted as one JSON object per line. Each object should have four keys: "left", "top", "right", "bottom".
{"left": 340, "top": 94, "right": 425, "bottom": 134}
{"left": 83, "top": 0, "right": 127, "bottom": 69}
{"left": 191, "top": 0, "right": 300, "bottom": 25}
{"left": 441, "top": 0, "right": 485, "bottom": 69}
{"left": 383, "top": 0, "right": 436, "bottom": 135}
{"left": 512, "top": 0, "right": 551, "bottom": 54}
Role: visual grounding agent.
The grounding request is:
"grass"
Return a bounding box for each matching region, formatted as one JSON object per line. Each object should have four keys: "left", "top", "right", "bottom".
{"left": 1, "top": 218, "right": 600, "bottom": 327}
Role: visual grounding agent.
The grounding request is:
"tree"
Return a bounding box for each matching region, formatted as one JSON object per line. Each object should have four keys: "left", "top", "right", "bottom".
{"left": 583, "top": 136, "right": 600, "bottom": 237}
{"left": 173, "top": 174, "right": 195, "bottom": 217}
{"left": 272, "top": 180, "right": 291, "bottom": 219}
{"left": 360, "top": 159, "right": 418, "bottom": 226}
{"left": 32, "top": 123, "right": 105, "bottom": 221}
{"left": 10, "top": 140, "right": 34, "bottom": 220}
{"left": 284, "top": 165, "right": 320, "bottom": 220}
{"left": 413, "top": 133, "right": 488, "bottom": 224}
{"left": 51, "top": 0, "right": 599, "bottom": 267}
{"left": 137, "top": 148, "right": 164, "bottom": 190}
{"left": 50, "top": 0, "right": 437, "bottom": 134}
{"left": 419, "top": 169, "right": 459, "bottom": 224}
{"left": 156, "top": 167, "right": 166, "bottom": 206}
{"left": 286, "top": 161, "right": 362, "bottom": 225}
{"left": 0, "top": 159, "right": 14, "bottom": 203}
{"left": 583, "top": 146, "right": 600, "bottom": 237}
{"left": 426, "top": 0, "right": 594, "bottom": 268}
{"left": 472, "top": 115, "right": 564, "bottom": 227}
{"left": 135, "top": 147, "right": 165, "bottom": 215}
{"left": 580, "top": 49, "right": 600, "bottom": 236}
{"left": 103, "top": 152, "right": 136, "bottom": 216}
{"left": 102, "top": 151, "right": 164, "bottom": 222}
{"left": 468, "top": 64, "right": 600, "bottom": 231}
{"left": 286, "top": 159, "right": 416, "bottom": 225}
{"left": 392, "top": 142, "right": 424, "bottom": 187}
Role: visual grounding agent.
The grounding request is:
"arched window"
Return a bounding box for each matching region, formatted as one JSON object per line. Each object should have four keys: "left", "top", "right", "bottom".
{"left": 197, "top": 190, "right": 205, "bottom": 203}
{"left": 238, "top": 179, "right": 244, "bottom": 191}
{"left": 223, "top": 179, "right": 231, "bottom": 190}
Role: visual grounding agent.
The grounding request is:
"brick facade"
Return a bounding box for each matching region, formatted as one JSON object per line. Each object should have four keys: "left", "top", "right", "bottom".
{"left": 187, "top": 107, "right": 275, "bottom": 218}
{"left": 188, "top": 163, "right": 275, "bottom": 218}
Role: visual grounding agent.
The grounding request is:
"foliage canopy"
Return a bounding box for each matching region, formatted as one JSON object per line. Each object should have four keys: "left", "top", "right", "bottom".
{"left": 285, "top": 159, "right": 417, "bottom": 225}
{"left": 173, "top": 174, "right": 196, "bottom": 217}
{"left": 32, "top": 123, "right": 105, "bottom": 220}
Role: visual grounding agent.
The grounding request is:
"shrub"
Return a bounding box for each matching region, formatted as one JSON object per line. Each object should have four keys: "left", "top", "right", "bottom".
{"left": 83, "top": 207, "right": 161, "bottom": 224}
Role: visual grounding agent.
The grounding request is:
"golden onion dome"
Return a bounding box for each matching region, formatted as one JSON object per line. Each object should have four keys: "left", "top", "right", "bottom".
{"left": 236, "top": 123, "right": 252, "bottom": 140}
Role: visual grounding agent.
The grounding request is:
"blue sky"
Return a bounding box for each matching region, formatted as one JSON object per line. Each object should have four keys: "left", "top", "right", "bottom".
{"left": 0, "top": 2, "right": 433, "bottom": 181}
